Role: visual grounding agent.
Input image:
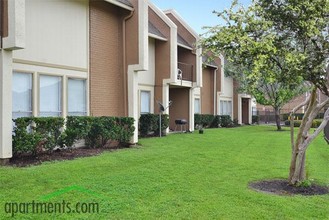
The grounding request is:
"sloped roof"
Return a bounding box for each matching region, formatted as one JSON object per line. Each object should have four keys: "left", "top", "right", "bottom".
{"left": 202, "top": 55, "right": 218, "bottom": 68}
{"left": 148, "top": 21, "right": 166, "bottom": 39}
{"left": 177, "top": 34, "right": 192, "bottom": 48}
{"left": 116, "top": 0, "right": 133, "bottom": 7}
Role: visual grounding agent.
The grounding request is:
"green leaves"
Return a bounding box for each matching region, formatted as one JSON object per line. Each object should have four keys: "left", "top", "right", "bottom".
{"left": 200, "top": 0, "right": 328, "bottom": 109}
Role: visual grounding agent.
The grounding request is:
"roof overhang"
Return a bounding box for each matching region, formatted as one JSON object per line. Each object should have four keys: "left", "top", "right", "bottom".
{"left": 104, "top": 0, "right": 134, "bottom": 11}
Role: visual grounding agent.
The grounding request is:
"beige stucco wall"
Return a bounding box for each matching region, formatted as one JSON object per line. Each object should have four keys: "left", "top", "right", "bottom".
{"left": 139, "top": 38, "right": 155, "bottom": 86}
{"left": 13, "top": 0, "right": 88, "bottom": 70}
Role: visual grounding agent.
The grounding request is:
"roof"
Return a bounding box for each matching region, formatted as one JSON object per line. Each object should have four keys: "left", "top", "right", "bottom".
{"left": 148, "top": 21, "right": 166, "bottom": 39}
{"left": 202, "top": 56, "right": 218, "bottom": 68}
{"left": 116, "top": 0, "right": 133, "bottom": 8}
{"left": 177, "top": 34, "right": 192, "bottom": 48}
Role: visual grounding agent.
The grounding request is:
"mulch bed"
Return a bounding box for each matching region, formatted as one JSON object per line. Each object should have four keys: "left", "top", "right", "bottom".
{"left": 7, "top": 145, "right": 134, "bottom": 167}
{"left": 249, "top": 179, "right": 329, "bottom": 196}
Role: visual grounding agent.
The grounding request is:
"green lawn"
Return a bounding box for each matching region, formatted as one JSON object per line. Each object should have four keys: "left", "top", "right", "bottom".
{"left": 0, "top": 126, "right": 328, "bottom": 219}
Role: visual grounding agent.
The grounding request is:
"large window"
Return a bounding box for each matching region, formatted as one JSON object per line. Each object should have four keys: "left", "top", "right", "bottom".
{"left": 68, "top": 78, "right": 87, "bottom": 116}
{"left": 140, "top": 91, "right": 151, "bottom": 114}
{"left": 39, "top": 75, "right": 62, "bottom": 117}
{"left": 220, "top": 100, "right": 232, "bottom": 116}
{"left": 194, "top": 98, "right": 200, "bottom": 114}
{"left": 12, "top": 72, "right": 32, "bottom": 119}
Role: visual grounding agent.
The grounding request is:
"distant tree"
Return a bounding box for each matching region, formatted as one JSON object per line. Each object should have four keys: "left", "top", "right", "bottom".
{"left": 200, "top": 0, "right": 329, "bottom": 185}
{"left": 224, "top": 61, "right": 308, "bottom": 130}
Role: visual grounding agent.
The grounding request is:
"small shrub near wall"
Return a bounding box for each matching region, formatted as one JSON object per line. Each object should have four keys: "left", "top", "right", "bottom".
{"left": 63, "top": 116, "right": 135, "bottom": 148}
{"left": 252, "top": 115, "right": 260, "bottom": 124}
{"left": 12, "top": 116, "right": 135, "bottom": 156}
{"left": 139, "top": 114, "right": 169, "bottom": 137}
{"left": 12, "top": 117, "right": 65, "bottom": 156}
{"left": 194, "top": 114, "right": 233, "bottom": 128}
{"left": 284, "top": 119, "right": 322, "bottom": 128}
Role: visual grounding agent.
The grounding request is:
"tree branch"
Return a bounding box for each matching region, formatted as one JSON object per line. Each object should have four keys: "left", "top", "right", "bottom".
{"left": 289, "top": 94, "right": 311, "bottom": 150}
{"left": 301, "top": 107, "right": 329, "bottom": 151}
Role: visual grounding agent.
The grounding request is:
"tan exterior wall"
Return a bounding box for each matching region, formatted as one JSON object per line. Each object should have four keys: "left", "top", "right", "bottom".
{"left": 1, "top": 0, "right": 8, "bottom": 39}
{"left": 215, "top": 57, "right": 221, "bottom": 93}
{"left": 166, "top": 13, "right": 195, "bottom": 46}
{"left": 201, "top": 67, "right": 214, "bottom": 114}
{"left": 125, "top": 0, "right": 139, "bottom": 66}
{"left": 89, "top": 1, "right": 128, "bottom": 117}
{"left": 178, "top": 47, "right": 196, "bottom": 82}
{"left": 149, "top": 7, "right": 171, "bottom": 111}
{"left": 169, "top": 87, "right": 190, "bottom": 130}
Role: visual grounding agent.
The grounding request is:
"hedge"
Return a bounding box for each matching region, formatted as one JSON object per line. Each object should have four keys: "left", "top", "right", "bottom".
{"left": 281, "top": 113, "right": 324, "bottom": 121}
{"left": 12, "top": 116, "right": 135, "bottom": 156}
{"left": 252, "top": 115, "right": 260, "bottom": 124}
{"left": 13, "top": 117, "right": 65, "bottom": 156}
{"left": 194, "top": 114, "right": 233, "bottom": 128}
{"left": 284, "top": 119, "right": 322, "bottom": 128}
{"left": 139, "top": 113, "right": 169, "bottom": 137}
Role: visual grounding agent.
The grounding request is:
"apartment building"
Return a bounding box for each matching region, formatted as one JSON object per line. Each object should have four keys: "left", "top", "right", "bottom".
{"left": 0, "top": 0, "right": 250, "bottom": 161}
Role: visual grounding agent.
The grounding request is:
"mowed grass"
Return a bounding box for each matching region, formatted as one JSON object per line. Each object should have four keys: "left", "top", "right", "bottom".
{"left": 0, "top": 125, "right": 328, "bottom": 219}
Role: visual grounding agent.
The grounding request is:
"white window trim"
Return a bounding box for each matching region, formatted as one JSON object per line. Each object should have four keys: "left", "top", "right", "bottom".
{"left": 140, "top": 90, "right": 151, "bottom": 114}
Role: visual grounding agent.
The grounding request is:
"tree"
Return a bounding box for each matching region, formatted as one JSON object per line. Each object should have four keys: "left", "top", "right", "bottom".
{"left": 200, "top": 0, "right": 329, "bottom": 185}
{"left": 224, "top": 61, "right": 307, "bottom": 130}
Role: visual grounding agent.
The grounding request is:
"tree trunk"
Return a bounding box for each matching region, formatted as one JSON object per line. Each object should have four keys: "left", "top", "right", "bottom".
{"left": 289, "top": 148, "right": 306, "bottom": 185}
{"left": 274, "top": 107, "right": 281, "bottom": 131}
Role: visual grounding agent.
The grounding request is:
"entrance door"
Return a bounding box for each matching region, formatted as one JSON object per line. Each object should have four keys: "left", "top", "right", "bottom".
{"left": 242, "top": 98, "right": 249, "bottom": 124}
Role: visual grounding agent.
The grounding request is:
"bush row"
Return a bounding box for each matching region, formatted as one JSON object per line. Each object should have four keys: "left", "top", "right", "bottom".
{"left": 139, "top": 114, "right": 169, "bottom": 137}
{"left": 12, "top": 116, "right": 135, "bottom": 156}
{"left": 194, "top": 114, "right": 233, "bottom": 128}
{"left": 281, "top": 113, "right": 324, "bottom": 121}
{"left": 284, "top": 119, "right": 323, "bottom": 128}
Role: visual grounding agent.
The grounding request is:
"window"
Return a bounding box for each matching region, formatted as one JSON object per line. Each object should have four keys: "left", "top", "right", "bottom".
{"left": 12, "top": 72, "right": 32, "bottom": 119}
{"left": 68, "top": 79, "right": 87, "bottom": 116}
{"left": 220, "top": 100, "right": 232, "bottom": 116}
{"left": 39, "top": 75, "right": 62, "bottom": 117}
{"left": 194, "top": 98, "right": 200, "bottom": 114}
{"left": 140, "top": 91, "right": 151, "bottom": 114}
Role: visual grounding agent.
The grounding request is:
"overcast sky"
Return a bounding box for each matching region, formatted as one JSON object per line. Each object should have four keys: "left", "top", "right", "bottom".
{"left": 151, "top": 0, "right": 252, "bottom": 34}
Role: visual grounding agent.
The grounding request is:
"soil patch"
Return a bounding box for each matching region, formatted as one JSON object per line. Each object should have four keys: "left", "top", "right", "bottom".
{"left": 8, "top": 145, "right": 134, "bottom": 167}
{"left": 249, "top": 179, "right": 329, "bottom": 196}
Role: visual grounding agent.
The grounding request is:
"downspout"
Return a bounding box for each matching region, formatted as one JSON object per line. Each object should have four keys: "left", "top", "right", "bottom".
{"left": 122, "top": 10, "right": 134, "bottom": 116}
{"left": 213, "top": 67, "right": 218, "bottom": 115}
{"left": 0, "top": 0, "right": 2, "bottom": 48}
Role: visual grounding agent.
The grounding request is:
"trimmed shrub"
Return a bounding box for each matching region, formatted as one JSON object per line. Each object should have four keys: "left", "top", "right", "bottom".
{"left": 252, "top": 115, "right": 260, "bottom": 124}
{"left": 12, "top": 117, "right": 43, "bottom": 156}
{"left": 139, "top": 114, "right": 158, "bottom": 136}
{"left": 64, "top": 116, "right": 135, "bottom": 148}
{"left": 284, "top": 119, "right": 323, "bottom": 128}
{"left": 210, "top": 115, "right": 221, "bottom": 128}
{"left": 139, "top": 114, "right": 169, "bottom": 137}
{"left": 13, "top": 116, "right": 135, "bottom": 155}
{"left": 194, "top": 114, "right": 215, "bottom": 128}
{"left": 219, "top": 115, "right": 233, "bottom": 127}
{"left": 115, "top": 117, "right": 135, "bottom": 143}
{"left": 194, "top": 114, "right": 233, "bottom": 128}
{"left": 12, "top": 117, "right": 65, "bottom": 155}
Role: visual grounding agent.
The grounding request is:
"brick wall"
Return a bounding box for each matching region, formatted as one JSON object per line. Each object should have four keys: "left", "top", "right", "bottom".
{"left": 89, "top": 1, "right": 128, "bottom": 117}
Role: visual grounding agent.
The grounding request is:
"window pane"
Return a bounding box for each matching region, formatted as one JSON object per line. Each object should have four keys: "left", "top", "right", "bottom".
{"left": 220, "top": 100, "right": 224, "bottom": 115}
{"left": 228, "top": 101, "right": 232, "bottom": 116}
{"left": 194, "top": 98, "right": 200, "bottom": 114}
{"left": 12, "top": 72, "right": 32, "bottom": 119}
{"left": 39, "top": 75, "right": 62, "bottom": 117}
{"left": 68, "top": 79, "right": 87, "bottom": 116}
{"left": 141, "top": 91, "right": 150, "bottom": 114}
